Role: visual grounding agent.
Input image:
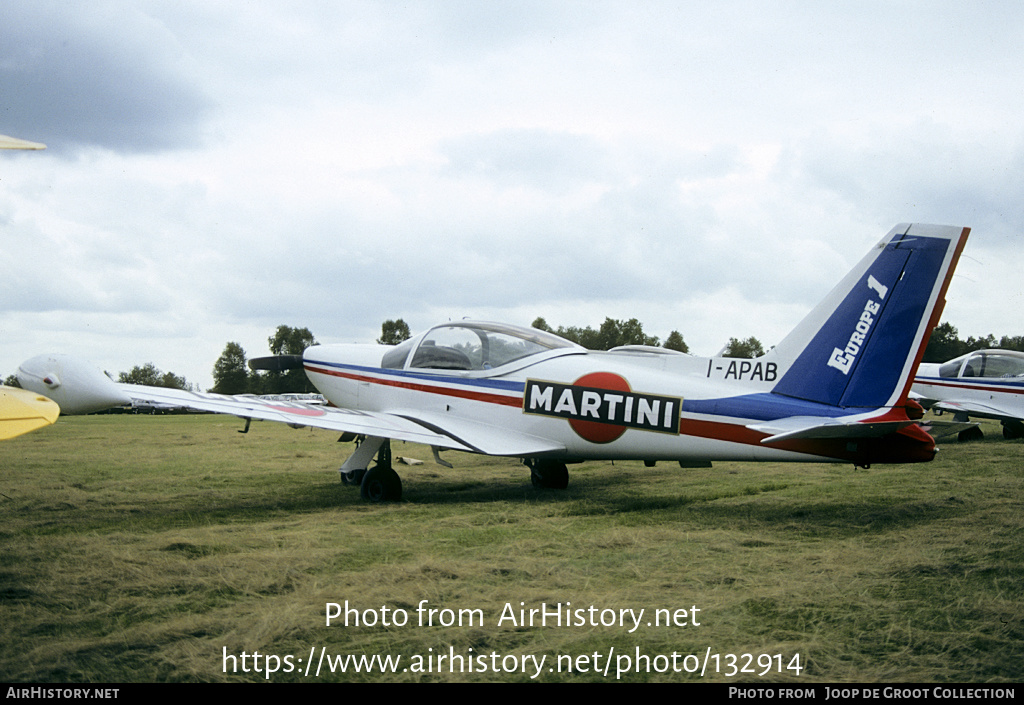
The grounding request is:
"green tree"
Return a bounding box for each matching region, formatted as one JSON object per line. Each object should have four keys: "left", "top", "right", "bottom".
{"left": 531, "top": 317, "right": 553, "bottom": 333}
{"left": 269, "top": 325, "right": 317, "bottom": 356}
{"left": 4, "top": 374, "right": 21, "bottom": 388}
{"left": 119, "top": 363, "right": 161, "bottom": 386}
{"left": 263, "top": 325, "right": 318, "bottom": 394}
{"left": 662, "top": 330, "right": 689, "bottom": 353}
{"left": 533, "top": 316, "right": 675, "bottom": 351}
{"left": 378, "top": 319, "right": 411, "bottom": 345}
{"left": 723, "top": 336, "right": 765, "bottom": 358}
{"left": 923, "top": 321, "right": 968, "bottom": 362}
{"left": 964, "top": 333, "right": 998, "bottom": 352}
{"left": 212, "top": 342, "right": 250, "bottom": 394}
{"left": 159, "top": 371, "right": 190, "bottom": 390}
{"left": 595, "top": 317, "right": 659, "bottom": 349}
{"left": 997, "top": 335, "right": 1024, "bottom": 352}
{"left": 119, "top": 363, "right": 190, "bottom": 389}
{"left": 924, "top": 321, "right": 1024, "bottom": 362}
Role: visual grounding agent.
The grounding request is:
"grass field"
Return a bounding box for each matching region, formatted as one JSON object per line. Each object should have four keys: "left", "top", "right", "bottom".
{"left": 1, "top": 413, "right": 1021, "bottom": 682}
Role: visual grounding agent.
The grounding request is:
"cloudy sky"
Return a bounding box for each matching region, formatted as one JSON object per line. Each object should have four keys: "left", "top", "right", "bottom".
{"left": 2, "top": 1, "right": 1022, "bottom": 391}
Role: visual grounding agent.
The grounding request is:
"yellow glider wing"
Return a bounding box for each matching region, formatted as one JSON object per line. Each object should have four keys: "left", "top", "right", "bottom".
{"left": 0, "top": 386, "right": 60, "bottom": 440}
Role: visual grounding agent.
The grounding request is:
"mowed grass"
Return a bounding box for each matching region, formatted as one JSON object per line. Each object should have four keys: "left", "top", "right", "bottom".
{"left": 1, "top": 413, "right": 1021, "bottom": 682}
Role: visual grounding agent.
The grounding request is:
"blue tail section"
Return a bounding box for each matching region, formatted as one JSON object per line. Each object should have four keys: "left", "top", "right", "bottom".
{"left": 769, "top": 224, "right": 969, "bottom": 410}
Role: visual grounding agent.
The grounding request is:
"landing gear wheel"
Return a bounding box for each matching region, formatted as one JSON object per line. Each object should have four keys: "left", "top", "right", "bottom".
{"left": 528, "top": 460, "right": 569, "bottom": 489}
{"left": 958, "top": 426, "right": 984, "bottom": 443}
{"left": 360, "top": 464, "right": 403, "bottom": 501}
{"left": 341, "top": 469, "right": 366, "bottom": 486}
{"left": 1002, "top": 420, "right": 1024, "bottom": 440}
{"left": 359, "top": 441, "right": 402, "bottom": 501}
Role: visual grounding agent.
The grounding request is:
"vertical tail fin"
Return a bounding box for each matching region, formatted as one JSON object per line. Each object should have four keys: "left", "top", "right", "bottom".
{"left": 769, "top": 223, "right": 969, "bottom": 410}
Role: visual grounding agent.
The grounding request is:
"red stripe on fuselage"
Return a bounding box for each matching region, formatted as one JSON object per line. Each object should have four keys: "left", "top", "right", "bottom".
{"left": 680, "top": 417, "right": 935, "bottom": 464}
{"left": 918, "top": 378, "right": 1024, "bottom": 396}
{"left": 306, "top": 364, "right": 933, "bottom": 463}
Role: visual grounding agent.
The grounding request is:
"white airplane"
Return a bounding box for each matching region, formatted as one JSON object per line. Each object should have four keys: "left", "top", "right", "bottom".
{"left": 18, "top": 223, "right": 970, "bottom": 501}
{"left": 913, "top": 349, "right": 1024, "bottom": 441}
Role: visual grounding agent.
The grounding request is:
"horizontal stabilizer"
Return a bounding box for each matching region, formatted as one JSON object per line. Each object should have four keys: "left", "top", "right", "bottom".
{"left": 749, "top": 415, "right": 918, "bottom": 444}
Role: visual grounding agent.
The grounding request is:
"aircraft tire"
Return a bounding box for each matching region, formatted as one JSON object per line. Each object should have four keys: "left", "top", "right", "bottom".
{"left": 360, "top": 465, "right": 402, "bottom": 501}
{"left": 958, "top": 426, "right": 984, "bottom": 443}
{"left": 530, "top": 461, "right": 568, "bottom": 490}
{"left": 1002, "top": 421, "right": 1024, "bottom": 440}
{"left": 341, "top": 469, "right": 366, "bottom": 486}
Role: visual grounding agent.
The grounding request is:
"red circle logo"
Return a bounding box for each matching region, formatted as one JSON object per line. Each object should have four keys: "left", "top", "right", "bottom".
{"left": 568, "top": 372, "right": 631, "bottom": 444}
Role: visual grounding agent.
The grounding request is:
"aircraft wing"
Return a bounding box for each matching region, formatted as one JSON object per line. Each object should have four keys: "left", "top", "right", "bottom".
{"left": 0, "top": 386, "right": 60, "bottom": 440}
{"left": 17, "top": 354, "right": 564, "bottom": 457}
{"left": 931, "top": 399, "right": 1024, "bottom": 422}
{"left": 112, "top": 384, "right": 477, "bottom": 450}
{"left": 114, "top": 385, "right": 565, "bottom": 457}
{"left": 748, "top": 415, "right": 919, "bottom": 444}
{"left": 392, "top": 410, "right": 566, "bottom": 456}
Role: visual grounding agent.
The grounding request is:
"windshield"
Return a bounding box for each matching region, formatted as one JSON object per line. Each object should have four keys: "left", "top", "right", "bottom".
{"left": 385, "top": 322, "right": 578, "bottom": 371}
{"left": 939, "top": 350, "right": 1024, "bottom": 379}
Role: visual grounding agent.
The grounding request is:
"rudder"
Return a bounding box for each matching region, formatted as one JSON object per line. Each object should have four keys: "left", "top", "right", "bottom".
{"left": 768, "top": 223, "right": 969, "bottom": 410}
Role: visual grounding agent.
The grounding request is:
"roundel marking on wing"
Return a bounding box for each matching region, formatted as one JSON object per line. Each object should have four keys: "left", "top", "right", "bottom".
{"left": 267, "top": 405, "right": 328, "bottom": 416}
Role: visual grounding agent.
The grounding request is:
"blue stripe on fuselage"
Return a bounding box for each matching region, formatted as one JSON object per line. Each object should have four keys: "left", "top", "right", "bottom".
{"left": 304, "top": 359, "right": 527, "bottom": 393}
{"left": 683, "top": 394, "right": 852, "bottom": 422}
{"left": 308, "top": 363, "right": 868, "bottom": 425}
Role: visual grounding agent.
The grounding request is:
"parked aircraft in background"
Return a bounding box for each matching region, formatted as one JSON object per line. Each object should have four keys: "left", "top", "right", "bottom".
{"left": 19, "top": 223, "right": 969, "bottom": 501}
{"left": 913, "top": 349, "right": 1024, "bottom": 441}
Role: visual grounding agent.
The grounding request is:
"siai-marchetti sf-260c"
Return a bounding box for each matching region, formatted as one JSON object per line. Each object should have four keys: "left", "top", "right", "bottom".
{"left": 19, "top": 223, "right": 970, "bottom": 501}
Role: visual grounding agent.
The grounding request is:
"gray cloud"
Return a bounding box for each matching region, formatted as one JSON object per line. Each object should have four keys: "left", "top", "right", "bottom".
{"left": 1, "top": 3, "right": 214, "bottom": 153}
{"left": 2, "top": 2, "right": 1022, "bottom": 389}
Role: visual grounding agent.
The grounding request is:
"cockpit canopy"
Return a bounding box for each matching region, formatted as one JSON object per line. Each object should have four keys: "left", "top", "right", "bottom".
{"left": 938, "top": 349, "right": 1024, "bottom": 379}
{"left": 382, "top": 321, "right": 581, "bottom": 372}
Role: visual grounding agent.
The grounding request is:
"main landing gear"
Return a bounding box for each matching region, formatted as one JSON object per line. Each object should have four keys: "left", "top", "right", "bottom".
{"left": 525, "top": 458, "right": 569, "bottom": 489}
{"left": 338, "top": 439, "right": 572, "bottom": 502}
{"left": 1002, "top": 419, "right": 1024, "bottom": 440}
{"left": 339, "top": 436, "right": 402, "bottom": 502}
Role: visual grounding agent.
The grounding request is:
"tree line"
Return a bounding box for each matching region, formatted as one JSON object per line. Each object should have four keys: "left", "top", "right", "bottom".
{"left": 922, "top": 322, "right": 1024, "bottom": 362}
{"left": 210, "top": 325, "right": 318, "bottom": 395}
{"left": 183, "top": 318, "right": 1024, "bottom": 397}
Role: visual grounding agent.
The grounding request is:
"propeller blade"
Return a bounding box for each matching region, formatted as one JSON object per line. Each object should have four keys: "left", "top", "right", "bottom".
{"left": 248, "top": 355, "right": 305, "bottom": 372}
